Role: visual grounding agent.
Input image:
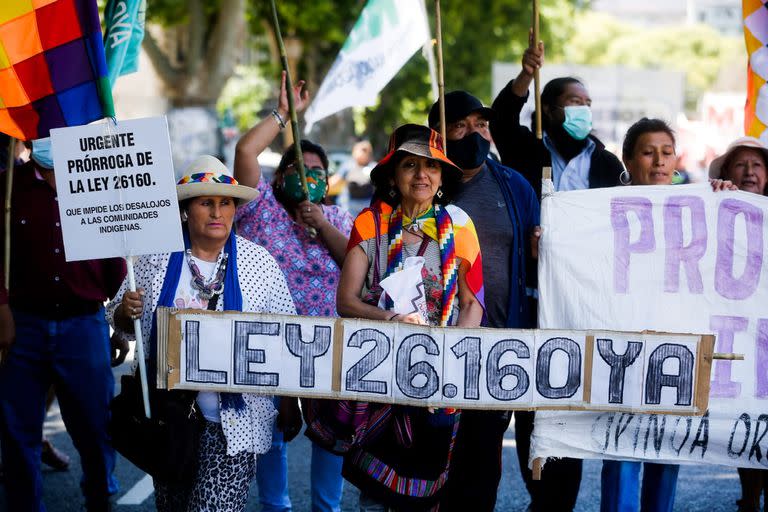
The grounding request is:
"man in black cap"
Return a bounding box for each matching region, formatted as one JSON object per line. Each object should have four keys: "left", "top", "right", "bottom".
{"left": 429, "top": 91, "right": 539, "bottom": 511}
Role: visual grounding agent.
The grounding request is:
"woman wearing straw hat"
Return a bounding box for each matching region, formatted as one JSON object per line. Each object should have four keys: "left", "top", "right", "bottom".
{"left": 108, "top": 155, "right": 296, "bottom": 512}
{"left": 709, "top": 136, "right": 768, "bottom": 512}
{"left": 335, "top": 124, "right": 485, "bottom": 511}
{"left": 234, "top": 73, "right": 353, "bottom": 512}
{"left": 709, "top": 136, "right": 768, "bottom": 196}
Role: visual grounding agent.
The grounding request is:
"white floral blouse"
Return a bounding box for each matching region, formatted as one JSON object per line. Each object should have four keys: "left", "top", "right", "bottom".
{"left": 107, "top": 235, "right": 297, "bottom": 457}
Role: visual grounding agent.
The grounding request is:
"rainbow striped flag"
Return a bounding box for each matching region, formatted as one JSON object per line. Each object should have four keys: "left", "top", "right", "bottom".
{"left": 0, "top": 0, "right": 114, "bottom": 141}
{"left": 744, "top": 0, "right": 768, "bottom": 140}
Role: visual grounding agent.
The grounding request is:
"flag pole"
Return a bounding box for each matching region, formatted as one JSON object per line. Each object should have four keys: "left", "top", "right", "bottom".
{"left": 532, "top": 0, "right": 549, "bottom": 479}
{"left": 533, "top": 0, "right": 552, "bottom": 197}
{"left": 4, "top": 137, "right": 16, "bottom": 291}
{"left": 434, "top": 0, "right": 447, "bottom": 150}
{"left": 533, "top": 0, "right": 542, "bottom": 141}
{"left": 269, "top": 0, "right": 316, "bottom": 237}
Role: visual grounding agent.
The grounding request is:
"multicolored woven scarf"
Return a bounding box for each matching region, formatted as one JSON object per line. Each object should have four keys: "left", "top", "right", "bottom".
{"left": 384, "top": 203, "right": 459, "bottom": 327}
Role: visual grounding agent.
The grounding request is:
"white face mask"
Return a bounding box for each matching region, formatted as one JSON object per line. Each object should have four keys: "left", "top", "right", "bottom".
{"left": 31, "top": 137, "right": 54, "bottom": 169}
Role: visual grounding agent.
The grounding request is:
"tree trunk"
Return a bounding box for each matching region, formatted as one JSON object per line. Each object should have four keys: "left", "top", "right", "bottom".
{"left": 142, "top": 0, "right": 246, "bottom": 109}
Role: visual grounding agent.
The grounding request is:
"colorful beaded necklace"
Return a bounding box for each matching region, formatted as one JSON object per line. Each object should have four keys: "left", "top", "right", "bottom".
{"left": 185, "top": 249, "right": 228, "bottom": 300}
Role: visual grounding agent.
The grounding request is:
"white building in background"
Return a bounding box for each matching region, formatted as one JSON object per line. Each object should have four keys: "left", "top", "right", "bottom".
{"left": 592, "top": 0, "right": 741, "bottom": 34}
{"left": 591, "top": 0, "right": 687, "bottom": 26}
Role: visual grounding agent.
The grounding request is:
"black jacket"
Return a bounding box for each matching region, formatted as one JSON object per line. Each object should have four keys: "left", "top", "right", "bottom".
{"left": 491, "top": 84, "right": 624, "bottom": 200}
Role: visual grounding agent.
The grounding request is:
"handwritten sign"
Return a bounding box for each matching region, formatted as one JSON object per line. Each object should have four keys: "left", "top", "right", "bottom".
{"left": 534, "top": 184, "right": 768, "bottom": 469}
{"left": 50, "top": 116, "right": 182, "bottom": 261}
{"left": 155, "top": 308, "right": 713, "bottom": 413}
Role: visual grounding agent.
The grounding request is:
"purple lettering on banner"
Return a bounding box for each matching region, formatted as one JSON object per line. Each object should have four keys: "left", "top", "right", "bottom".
{"left": 756, "top": 319, "right": 768, "bottom": 398}
{"left": 709, "top": 315, "right": 747, "bottom": 398}
{"left": 715, "top": 199, "right": 764, "bottom": 300}
{"left": 664, "top": 196, "right": 707, "bottom": 293}
{"left": 611, "top": 197, "right": 655, "bottom": 294}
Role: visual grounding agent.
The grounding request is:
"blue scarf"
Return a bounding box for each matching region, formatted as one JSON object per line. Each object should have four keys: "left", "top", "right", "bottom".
{"left": 150, "top": 228, "right": 246, "bottom": 411}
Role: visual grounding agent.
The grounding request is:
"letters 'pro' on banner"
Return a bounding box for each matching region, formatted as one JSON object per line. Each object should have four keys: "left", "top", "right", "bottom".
{"left": 534, "top": 184, "right": 768, "bottom": 469}
{"left": 156, "top": 308, "right": 713, "bottom": 414}
{"left": 51, "top": 117, "right": 183, "bottom": 261}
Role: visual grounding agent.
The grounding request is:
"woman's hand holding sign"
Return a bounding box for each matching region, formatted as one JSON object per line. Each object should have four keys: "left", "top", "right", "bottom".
{"left": 116, "top": 288, "right": 145, "bottom": 332}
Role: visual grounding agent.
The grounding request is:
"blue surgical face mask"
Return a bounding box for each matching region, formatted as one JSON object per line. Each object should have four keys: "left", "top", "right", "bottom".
{"left": 31, "top": 137, "right": 54, "bottom": 169}
{"left": 562, "top": 106, "right": 592, "bottom": 141}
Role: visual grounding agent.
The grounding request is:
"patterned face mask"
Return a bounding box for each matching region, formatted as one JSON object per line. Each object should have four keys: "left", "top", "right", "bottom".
{"left": 281, "top": 167, "right": 327, "bottom": 203}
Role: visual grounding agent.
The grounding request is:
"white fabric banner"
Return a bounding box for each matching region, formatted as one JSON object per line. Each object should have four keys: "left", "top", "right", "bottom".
{"left": 534, "top": 184, "right": 768, "bottom": 469}
{"left": 303, "top": 0, "right": 430, "bottom": 132}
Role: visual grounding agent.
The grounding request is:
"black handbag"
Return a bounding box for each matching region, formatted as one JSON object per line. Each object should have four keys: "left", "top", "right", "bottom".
{"left": 110, "top": 373, "right": 203, "bottom": 484}
{"left": 109, "top": 294, "right": 220, "bottom": 483}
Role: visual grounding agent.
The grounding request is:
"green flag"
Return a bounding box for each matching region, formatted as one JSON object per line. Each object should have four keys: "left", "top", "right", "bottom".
{"left": 104, "top": 0, "right": 146, "bottom": 88}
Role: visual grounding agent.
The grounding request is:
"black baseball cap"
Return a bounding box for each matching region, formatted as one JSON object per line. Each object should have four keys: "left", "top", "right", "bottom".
{"left": 428, "top": 90, "right": 496, "bottom": 129}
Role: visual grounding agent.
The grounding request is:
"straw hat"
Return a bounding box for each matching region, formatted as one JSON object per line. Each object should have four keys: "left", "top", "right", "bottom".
{"left": 176, "top": 155, "right": 258, "bottom": 204}
{"left": 709, "top": 136, "right": 768, "bottom": 179}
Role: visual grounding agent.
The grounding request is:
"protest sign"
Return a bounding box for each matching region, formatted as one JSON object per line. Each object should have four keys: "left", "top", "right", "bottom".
{"left": 51, "top": 117, "right": 183, "bottom": 262}
{"left": 533, "top": 184, "right": 768, "bottom": 469}
{"left": 155, "top": 307, "right": 713, "bottom": 413}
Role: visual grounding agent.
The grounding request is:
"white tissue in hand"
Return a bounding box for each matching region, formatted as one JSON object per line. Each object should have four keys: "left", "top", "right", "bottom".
{"left": 378, "top": 256, "right": 428, "bottom": 322}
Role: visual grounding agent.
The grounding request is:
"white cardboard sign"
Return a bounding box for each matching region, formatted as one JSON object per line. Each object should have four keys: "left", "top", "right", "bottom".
{"left": 50, "top": 117, "right": 183, "bottom": 261}
{"left": 155, "top": 308, "right": 713, "bottom": 413}
{"left": 534, "top": 184, "right": 768, "bottom": 469}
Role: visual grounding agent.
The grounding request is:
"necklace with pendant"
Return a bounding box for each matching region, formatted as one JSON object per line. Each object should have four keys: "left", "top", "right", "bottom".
{"left": 185, "top": 249, "right": 228, "bottom": 301}
{"left": 403, "top": 207, "right": 433, "bottom": 233}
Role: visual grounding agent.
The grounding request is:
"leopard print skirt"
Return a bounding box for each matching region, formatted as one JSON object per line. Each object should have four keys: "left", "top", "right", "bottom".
{"left": 155, "top": 421, "right": 257, "bottom": 512}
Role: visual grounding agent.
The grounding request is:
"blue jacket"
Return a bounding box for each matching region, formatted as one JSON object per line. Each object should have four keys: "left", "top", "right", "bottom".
{"left": 485, "top": 157, "right": 540, "bottom": 329}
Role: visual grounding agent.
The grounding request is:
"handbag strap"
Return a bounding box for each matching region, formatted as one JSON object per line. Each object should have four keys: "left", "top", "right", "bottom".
{"left": 416, "top": 235, "right": 430, "bottom": 257}
{"left": 370, "top": 209, "right": 382, "bottom": 289}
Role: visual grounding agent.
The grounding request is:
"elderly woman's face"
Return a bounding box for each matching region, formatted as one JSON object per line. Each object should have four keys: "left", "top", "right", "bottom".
{"left": 725, "top": 147, "right": 767, "bottom": 195}
{"left": 393, "top": 155, "right": 442, "bottom": 206}
{"left": 186, "top": 196, "right": 235, "bottom": 245}
{"left": 625, "top": 131, "right": 676, "bottom": 186}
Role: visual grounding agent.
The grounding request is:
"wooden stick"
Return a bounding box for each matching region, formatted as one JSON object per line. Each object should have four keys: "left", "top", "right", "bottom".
{"left": 713, "top": 353, "right": 745, "bottom": 361}
{"left": 269, "top": 0, "right": 308, "bottom": 199}
{"left": 4, "top": 138, "right": 16, "bottom": 291}
{"left": 532, "top": 457, "right": 543, "bottom": 480}
{"left": 434, "top": 0, "right": 447, "bottom": 150}
{"left": 533, "top": 0, "right": 542, "bottom": 140}
{"left": 269, "top": 0, "right": 316, "bottom": 237}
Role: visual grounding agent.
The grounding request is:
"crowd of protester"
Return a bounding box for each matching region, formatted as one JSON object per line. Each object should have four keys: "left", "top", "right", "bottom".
{"left": 1, "top": 33, "right": 765, "bottom": 512}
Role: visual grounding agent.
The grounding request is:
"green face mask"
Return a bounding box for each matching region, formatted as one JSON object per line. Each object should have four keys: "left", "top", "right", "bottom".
{"left": 282, "top": 167, "right": 327, "bottom": 203}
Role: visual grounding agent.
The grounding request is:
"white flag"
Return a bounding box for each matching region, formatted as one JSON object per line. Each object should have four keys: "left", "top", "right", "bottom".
{"left": 304, "top": 0, "right": 430, "bottom": 133}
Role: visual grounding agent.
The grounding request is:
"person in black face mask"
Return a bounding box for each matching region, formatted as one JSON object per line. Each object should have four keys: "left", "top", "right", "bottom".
{"left": 427, "top": 91, "right": 540, "bottom": 512}
{"left": 491, "top": 30, "right": 623, "bottom": 200}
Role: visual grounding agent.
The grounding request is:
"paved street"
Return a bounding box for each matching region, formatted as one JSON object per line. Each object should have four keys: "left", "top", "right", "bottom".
{"left": 0, "top": 357, "right": 744, "bottom": 511}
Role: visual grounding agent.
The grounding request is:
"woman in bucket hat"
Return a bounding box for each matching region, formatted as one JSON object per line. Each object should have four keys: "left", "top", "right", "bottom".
{"left": 108, "top": 155, "right": 296, "bottom": 512}
{"left": 334, "top": 124, "right": 485, "bottom": 511}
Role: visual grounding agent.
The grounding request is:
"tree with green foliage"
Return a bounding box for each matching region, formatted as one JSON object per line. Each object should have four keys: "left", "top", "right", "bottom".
{"left": 561, "top": 11, "right": 743, "bottom": 110}
{"left": 142, "top": 0, "right": 581, "bottom": 149}
{"left": 354, "top": 0, "right": 579, "bottom": 148}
